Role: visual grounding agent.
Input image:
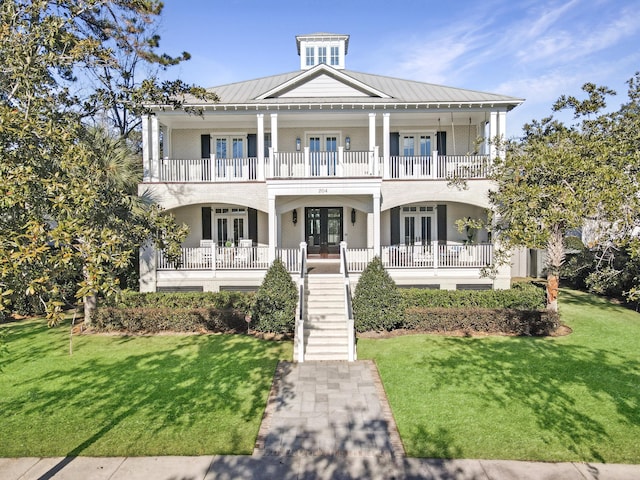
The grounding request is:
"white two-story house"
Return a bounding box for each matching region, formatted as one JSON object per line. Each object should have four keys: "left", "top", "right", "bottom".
{"left": 139, "top": 32, "right": 524, "bottom": 294}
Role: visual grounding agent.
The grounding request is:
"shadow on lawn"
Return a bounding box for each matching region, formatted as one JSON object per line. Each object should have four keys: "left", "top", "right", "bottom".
{"left": 0, "top": 326, "right": 286, "bottom": 473}
{"left": 415, "top": 328, "right": 639, "bottom": 462}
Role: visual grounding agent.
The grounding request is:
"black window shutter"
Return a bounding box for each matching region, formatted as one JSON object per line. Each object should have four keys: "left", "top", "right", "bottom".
{"left": 390, "top": 133, "right": 400, "bottom": 178}
{"left": 390, "top": 132, "right": 400, "bottom": 156}
{"left": 202, "top": 207, "right": 212, "bottom": 240}
{"left": 201, "top": 134, "right": 211, "bottom": 159}
{"left": 437, "top": 205, "right": 447, "bottom": 245}
{"left": 248, "top": 208, "right": 258, "bottom": 244}
{"left": 390, "top": 207, "right": 400, "bottom": 245}
{"left": 436, "top": 132, "right": 446, "bottom": 155}
{"left": 247, "top": 134, "right": 257, "bottom": 157}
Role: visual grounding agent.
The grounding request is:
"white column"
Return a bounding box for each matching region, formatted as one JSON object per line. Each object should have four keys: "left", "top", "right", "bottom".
{"left": 489, "top": 111, "right": 498, "bottom": 160}
{"left": 270, "top": 114, "right": 278, "bottom": 154}
{"left": 373, "top": 192, "right": 381, "bottom": 256}
{"left": 165, "top": 126, "right": 172, "bottom": 160}
{"left": 383, "top": 113, "right": 390, "bottom": 179}
{"left": 497, "top": 110, "right": 507, "bottom": 160}
{"left": 150, "top": 115, "right": 160, "bottom": 181}
{"left": 368, "top": 113, "right": 376, "bottom": 151}
{"left": 257, "top": 113, "right": 265, "bottom": 180}
{"left": 141, "top": 115, "right": 150, "bottom": 181}
{"left": 268, "top": 196, "right": 277, "bottom": 263}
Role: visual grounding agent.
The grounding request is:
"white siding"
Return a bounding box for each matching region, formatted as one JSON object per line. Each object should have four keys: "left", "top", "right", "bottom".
{"left": 279, "top": 74, "right": 369, "bottom": 98}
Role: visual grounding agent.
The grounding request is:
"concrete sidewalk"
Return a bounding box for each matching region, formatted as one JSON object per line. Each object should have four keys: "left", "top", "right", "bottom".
{"left": 2, "top": 455, "right": 639, "bottom": 479}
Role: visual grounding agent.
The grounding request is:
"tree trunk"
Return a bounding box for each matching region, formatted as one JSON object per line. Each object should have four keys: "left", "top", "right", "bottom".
{"left": 546, "top": 273, "right": 559, "bottom": 313}
{"left": 84, "top": 294, "right": 96, "bottom": 325}
{"left": 545, "top": 226, "right": 565, "bottom": 313}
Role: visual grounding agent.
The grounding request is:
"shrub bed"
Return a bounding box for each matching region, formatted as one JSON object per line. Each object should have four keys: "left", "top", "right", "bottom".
{"left": 115, "top": 290, "right": 254, "bottom": 311}
{"left": 400, "top": 282, "right": 546, "bottom": 310}
{"left": 91, "top": 306, "right": 248, "bottom": 334}
{"left": 402, "top": 307, "right": 560, "bottom": 336}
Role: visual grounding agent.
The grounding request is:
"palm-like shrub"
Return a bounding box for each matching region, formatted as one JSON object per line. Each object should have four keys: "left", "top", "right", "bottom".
{"left": 251, "top": 259, "right": 298, "bottom": 333}
{"left": 353, "top": 256, "right": 402, "bottom": 332}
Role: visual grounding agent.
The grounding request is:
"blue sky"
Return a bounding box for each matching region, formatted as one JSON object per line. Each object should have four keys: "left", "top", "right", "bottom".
{"left": 156, "top": 0, "right": 640, "bottom": 137}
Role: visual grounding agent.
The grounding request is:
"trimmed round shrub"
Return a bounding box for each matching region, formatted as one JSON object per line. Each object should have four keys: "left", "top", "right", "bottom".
{"left": 353, "top": 256, "right": 402, "bottom": 332}
{"left": 251, "top": 259, "right": 298, "bottom": 334}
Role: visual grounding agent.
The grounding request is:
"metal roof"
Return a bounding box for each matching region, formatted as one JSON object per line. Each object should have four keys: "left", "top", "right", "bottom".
{"left": 178, "top": 66, "right": 524, "bottom": 109}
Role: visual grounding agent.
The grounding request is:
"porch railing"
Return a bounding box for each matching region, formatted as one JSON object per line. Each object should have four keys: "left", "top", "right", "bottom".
{"left": 340, "top": 242, "right": 356, "bottom": 362}
{"left": 382, "top": 243, "right": 493, "bottom": 269}
{"left": 157, "top": 243, "right": 492, "bottom": 271}
{"left": 295, "top": 242, "right": 307, "bottom": 363}
{"left": 156, "top": 245, "right": 270, "bottom": 270}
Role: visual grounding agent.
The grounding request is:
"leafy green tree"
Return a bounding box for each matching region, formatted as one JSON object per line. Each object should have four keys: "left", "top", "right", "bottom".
{"left": 0, "top": 0, "right": 206, "bottom": 324}
{"left": 489, "top": 76, "right": 640, "bottom": 311}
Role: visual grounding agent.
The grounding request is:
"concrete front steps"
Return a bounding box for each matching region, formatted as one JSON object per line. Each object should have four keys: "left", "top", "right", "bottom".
{"left": 294, "top": 274, "right": 350, "bottom": 361}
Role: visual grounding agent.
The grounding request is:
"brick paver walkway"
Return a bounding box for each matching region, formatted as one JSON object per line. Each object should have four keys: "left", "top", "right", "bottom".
{"left": 254, "top": 360, "right": 405, "bottom": 459}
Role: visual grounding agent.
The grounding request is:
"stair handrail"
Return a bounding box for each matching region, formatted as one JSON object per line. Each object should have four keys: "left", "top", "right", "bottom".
{"left": 340, "top": 241, "right": 356, "bottom": 362}
{"left": 296, "top": 242, "right": 307, "bottom": 363}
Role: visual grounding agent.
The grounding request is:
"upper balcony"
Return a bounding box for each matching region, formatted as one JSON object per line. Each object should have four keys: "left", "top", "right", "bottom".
{"left": 152, "top": 149, "right": 491, "bottom": 183}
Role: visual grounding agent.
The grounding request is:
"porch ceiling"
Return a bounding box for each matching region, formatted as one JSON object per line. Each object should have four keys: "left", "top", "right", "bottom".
{"left": 156, "top": 109, "right": 493, "bottom": 129}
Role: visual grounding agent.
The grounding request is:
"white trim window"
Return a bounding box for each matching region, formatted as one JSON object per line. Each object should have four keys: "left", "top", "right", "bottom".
{"left": 305, "top": 46, "right": 315, "bottom": 66}
{"left": 330, "top": 46, "right": 339, "bottom": 66}
{"left": 307, "top": 132, "right": 340, "bottom": 176}
{"left": 400, "top": 132, "right": 435, "bottom": 176}
{"left": 401, "top": 205, "right": 436, "bottom": 245}
{"left": 318, "top": 46, "right": 327, "bottom": 64}
{"left": 215, "top": 207, "right": 247, "bottom": 246}
{"left": 215, "top": 135, "right": 245, "bottom": 177}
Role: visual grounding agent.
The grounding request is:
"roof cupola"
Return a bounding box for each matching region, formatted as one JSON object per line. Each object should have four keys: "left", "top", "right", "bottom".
{"left": 295, "top": 33, "right": 349, "bottom": 71}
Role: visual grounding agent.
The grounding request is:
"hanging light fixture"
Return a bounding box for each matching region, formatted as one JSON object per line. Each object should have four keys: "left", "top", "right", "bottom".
{"left": 345, "top": 136, "right": 351, "bottom": 150}
{"left": 296, "top": 137, "right": 301, "bottom": 151}
{"left": 351, "top": 208, "right": 356, "bottom": 225}
{"left": 292, "top": 209, "right": 298, "bottom": 225}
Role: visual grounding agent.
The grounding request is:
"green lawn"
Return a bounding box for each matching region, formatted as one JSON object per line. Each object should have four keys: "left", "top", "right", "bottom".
{"left": 0, "top": 318, "right": 291, "bottom": 457}
{"left": 359, "top": 289, "right": 640, "bottom": 463}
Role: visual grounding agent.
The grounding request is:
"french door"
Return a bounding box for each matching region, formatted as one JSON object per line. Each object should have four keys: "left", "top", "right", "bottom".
{"left": 215, "top": 136, "right": 244, "bottom": 177}
{"left": 308, "top": 135, "right": 338, "bottom": 176}
{"left": 305, "top": 207, "right": 343, "bottom": 256}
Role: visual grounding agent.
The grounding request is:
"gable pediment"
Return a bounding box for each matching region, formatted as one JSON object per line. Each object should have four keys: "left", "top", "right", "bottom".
{"left": 256, "top": 64, "right": 392, "bottom": 100}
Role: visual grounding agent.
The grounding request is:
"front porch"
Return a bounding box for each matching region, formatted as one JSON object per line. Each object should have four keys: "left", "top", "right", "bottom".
{"left": 156, "top": 242, "right": 494, "bottom": 273}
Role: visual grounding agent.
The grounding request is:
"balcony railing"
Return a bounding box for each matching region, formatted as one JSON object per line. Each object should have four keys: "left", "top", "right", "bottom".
{"left": 388, "top": 155, "right": 490, "bottom": 180}
{"left": 151, "top": 151, "right": 489, "bottom": 182}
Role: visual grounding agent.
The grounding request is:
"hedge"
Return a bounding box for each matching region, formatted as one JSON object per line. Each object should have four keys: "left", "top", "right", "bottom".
{"left": 91, "top": 306, "right": 248, "bottom": 334}
{"left": 400, "top": 282, "right": 546, "bottom": 310}
{"left": 402, "top": 307, "right": 560, "bottom": 336}
{"left": 115, "top": 290, "right": 254, "bottom": 311}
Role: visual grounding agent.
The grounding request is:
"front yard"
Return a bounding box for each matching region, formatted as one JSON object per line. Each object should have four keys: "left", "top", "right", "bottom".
{"left": 0, "top": 320, "right": 291, "bottom": 456}
{"left": 358, "top": 289, "right": 640, "bottom": 463}
{"left": 0, "top": 288, "right": 638, "bottom": 462}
